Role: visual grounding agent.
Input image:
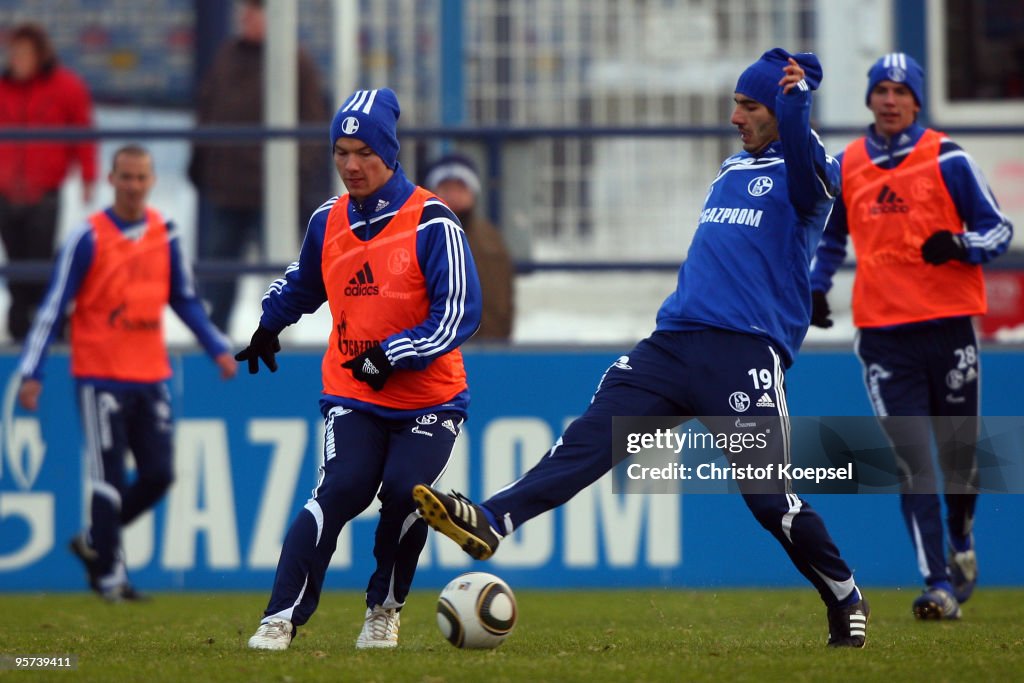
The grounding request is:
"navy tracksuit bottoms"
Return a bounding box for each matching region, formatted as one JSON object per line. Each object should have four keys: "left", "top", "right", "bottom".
{"left": 77, "top": 381, "right": 175, "bottom": 589}
{"left": 856, "top": 316, "right": 979, "bottom": 586}
{"left": 264, "top": 405, "right": 461, "bottom": 626}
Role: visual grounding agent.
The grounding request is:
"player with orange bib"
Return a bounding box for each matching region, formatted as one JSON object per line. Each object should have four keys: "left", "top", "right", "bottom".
{"left": 810, "top": 53, "right": 1013, "bottom": 620}
{"left": 239, "top": 88, "right": 482, "bottom": 651}
{"left": 17, "top": 145, "right": 236, "bottom": 601}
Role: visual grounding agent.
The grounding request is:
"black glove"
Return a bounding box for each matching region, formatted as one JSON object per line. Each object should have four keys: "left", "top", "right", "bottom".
{"left": 342, "top": 344, "right": 393, "bottom": 391}
{"left": 810, "top": 290, "right": 833, "bottom": 328}
{"left": 921, "top": 230, "right": 967, "bottom": 265}
{"left": 234, "top": 326, "right": 281, "bottom": 374}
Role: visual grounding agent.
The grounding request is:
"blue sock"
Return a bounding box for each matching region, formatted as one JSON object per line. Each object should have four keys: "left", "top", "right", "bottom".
{"left": 481, "top": 505, "right": 501, "bottom": 535}
{"left": 929, "top": 579, "right": 955, "bottom": 595}
{"left": 838, "top": 586, "right": 862, "bottom": 607}
{"left": 949, "top": 533, "right": 972, "bottom": 553}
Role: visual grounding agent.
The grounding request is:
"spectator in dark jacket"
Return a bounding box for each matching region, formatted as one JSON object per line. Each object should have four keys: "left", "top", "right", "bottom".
{"left": 188, "top": 0, "right": 329, "bottom": 333}
{"left": 424, "top": 153, "right": 515, "bottom": 341}
{"left": 0, "top": 22, "right": 97, "bottom": 342}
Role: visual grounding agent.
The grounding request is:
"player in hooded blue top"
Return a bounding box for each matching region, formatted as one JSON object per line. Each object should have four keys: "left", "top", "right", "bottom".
{"left": 414, "top": 50, "right": 870, "bottom": 650}
{"left": 655, "top": 47, "right": 840, "bottom": 366}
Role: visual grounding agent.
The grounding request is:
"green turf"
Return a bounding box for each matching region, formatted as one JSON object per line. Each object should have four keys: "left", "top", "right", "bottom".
{"left": 2, "top": 588, "right": 1022, "bottom": 682}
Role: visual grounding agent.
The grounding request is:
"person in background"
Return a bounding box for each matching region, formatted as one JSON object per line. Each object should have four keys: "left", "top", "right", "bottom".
{"left": 0, "top": 22, "right": 97, "bottom": 342}
{"left": 188, "top": 0, "right": 329, "bottom": 333}
{"left": 424, "top": 153, "right": 514, "bottom": 341}
{"left": 809, "top": 52, "right": 1013, "bottom": 621}
{"left": 17, "top": 145, "right": 236, "bottom": 601}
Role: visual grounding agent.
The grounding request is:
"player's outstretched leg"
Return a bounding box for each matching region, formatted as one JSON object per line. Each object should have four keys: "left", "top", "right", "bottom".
{"left": 826, "top": 597, "right": 870, "bottom": 647}
{"left": 412, "top": 485, "right": 501, "bottom": 560}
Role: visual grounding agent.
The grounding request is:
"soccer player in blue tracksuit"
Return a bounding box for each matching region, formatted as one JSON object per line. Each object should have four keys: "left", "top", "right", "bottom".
{"left": 239, "top": 88, "right": 482, "bottom": 650}
{"left": 415, "top": 49, "right": 870, "bottom": 648}
{"left": 809, "top": 53, "right": 1013, "bottom": 620}
{"left": 17, "top": 145, "right": 235, "bottom": 601}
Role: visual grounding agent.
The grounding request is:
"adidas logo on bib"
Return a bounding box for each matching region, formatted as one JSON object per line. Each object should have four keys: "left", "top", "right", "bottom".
{"left": 870, "top": 184, "right": 909, "bottom": 215}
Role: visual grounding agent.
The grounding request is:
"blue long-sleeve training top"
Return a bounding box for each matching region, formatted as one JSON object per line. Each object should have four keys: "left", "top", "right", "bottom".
{"left": 18, "top": 208, "right": 231, "bottom": 382}
{"left": 655, "top": 83, "right": 840, "bottom": 367}
{"left": 259, "top": 164, "right": 483, "bottom": 419}
{"left": 810, "top": 122, "right": 1014, "bottom": 294}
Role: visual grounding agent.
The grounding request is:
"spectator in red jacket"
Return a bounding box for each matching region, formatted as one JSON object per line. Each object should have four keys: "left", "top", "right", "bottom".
{"left": 0, "top": 22, "right": 97, "bottom": 342}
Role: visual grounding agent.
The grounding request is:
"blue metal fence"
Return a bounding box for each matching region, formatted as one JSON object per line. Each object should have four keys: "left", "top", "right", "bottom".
{"left": 2, "top": 123, "right": 1023, "bottom": 280}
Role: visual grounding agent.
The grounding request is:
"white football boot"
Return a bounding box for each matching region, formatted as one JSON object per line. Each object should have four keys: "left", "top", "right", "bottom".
{"left": 248, "top": 617, "right": 295, "bottom": 650}
{"left": 355, "top": 605, "right": 400, "bottom": 649}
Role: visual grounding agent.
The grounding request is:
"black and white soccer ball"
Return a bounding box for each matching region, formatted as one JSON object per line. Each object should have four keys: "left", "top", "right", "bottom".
{"left": 436, "top": 572, "right": 517, "bottom": 649}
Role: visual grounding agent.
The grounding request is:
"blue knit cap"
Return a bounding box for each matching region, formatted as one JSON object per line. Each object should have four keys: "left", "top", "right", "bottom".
{"left": 865, "top": 52, "right": 925, "bottom": 107}
{"left": 735, "top": 48, "right": 823, "bottom": 113}
{"left": 329, "top": 88, "right": 401, "bottom": 168}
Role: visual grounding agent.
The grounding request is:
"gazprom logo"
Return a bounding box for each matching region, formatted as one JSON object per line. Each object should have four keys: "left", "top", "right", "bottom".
{"left": 341, "top": 116, "right": 360, "bottom": 135}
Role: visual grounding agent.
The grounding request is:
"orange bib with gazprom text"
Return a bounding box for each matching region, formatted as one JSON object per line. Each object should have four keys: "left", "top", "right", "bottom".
{"left": 71, "top": 209, "right": 171, "bottom": 381}
{"left": 844, "top": 129, "right": 986, "bottom": 327}
{"left": 320, "top": 188, "right": 467, "bottom": 409}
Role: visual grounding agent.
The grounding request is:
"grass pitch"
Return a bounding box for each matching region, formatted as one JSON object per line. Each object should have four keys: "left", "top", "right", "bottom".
{"left": 3, "top": 588, "right": 1022, "bottom": 682}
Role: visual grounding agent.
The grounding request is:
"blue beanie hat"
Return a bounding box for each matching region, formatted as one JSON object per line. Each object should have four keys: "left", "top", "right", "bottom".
{"left": 865, "top": 52, "right": 925, "bottom": 107}
{"left": 329, "top": 88, "right": 401, "bottom": 168}
{"left": 735, "top": 48, "right": 823, "bottom": 112}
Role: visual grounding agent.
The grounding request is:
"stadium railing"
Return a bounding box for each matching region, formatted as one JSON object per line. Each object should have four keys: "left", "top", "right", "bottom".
{"left": 2, "top": 123, "right": 1023, "bottom": 283}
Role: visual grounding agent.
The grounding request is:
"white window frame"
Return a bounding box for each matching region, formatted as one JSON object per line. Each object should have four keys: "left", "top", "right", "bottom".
{"left": 926, "top": 0, "right": 1024, "bottom": 125}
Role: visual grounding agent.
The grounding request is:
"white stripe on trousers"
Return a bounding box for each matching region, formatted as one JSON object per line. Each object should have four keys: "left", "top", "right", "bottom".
{"left": 766, "top": 345, "right": 792, "bottom": 493}
{"left": 79, "top": 385, "right": 122, "bottom": 508}
{"left": 767, "top": 346, "right": 858, "bottom": 602}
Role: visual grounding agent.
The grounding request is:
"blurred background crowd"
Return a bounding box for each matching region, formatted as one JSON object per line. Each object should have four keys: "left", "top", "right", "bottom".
{"left": 1, "top": 0, "right": 1022, "bottom": 346}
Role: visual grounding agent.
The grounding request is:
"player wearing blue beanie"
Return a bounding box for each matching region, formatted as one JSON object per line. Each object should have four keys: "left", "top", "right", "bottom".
{"left": 415, "top": 48, "right": 873, "bottom": 649}
{"left": 329, "top": 88, "right": 401, "bottom": 169}
{"left": 810, "top": 50, "right": 1012, "bottom": 623}
{"left": 243, "top": 85, "right": 483, "bottom": 651}
{"left": 864, "top": 52, "right": 924, "bottom": 107}
{"left": 735, "top": 47, "right": 823, "bottom": 113}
